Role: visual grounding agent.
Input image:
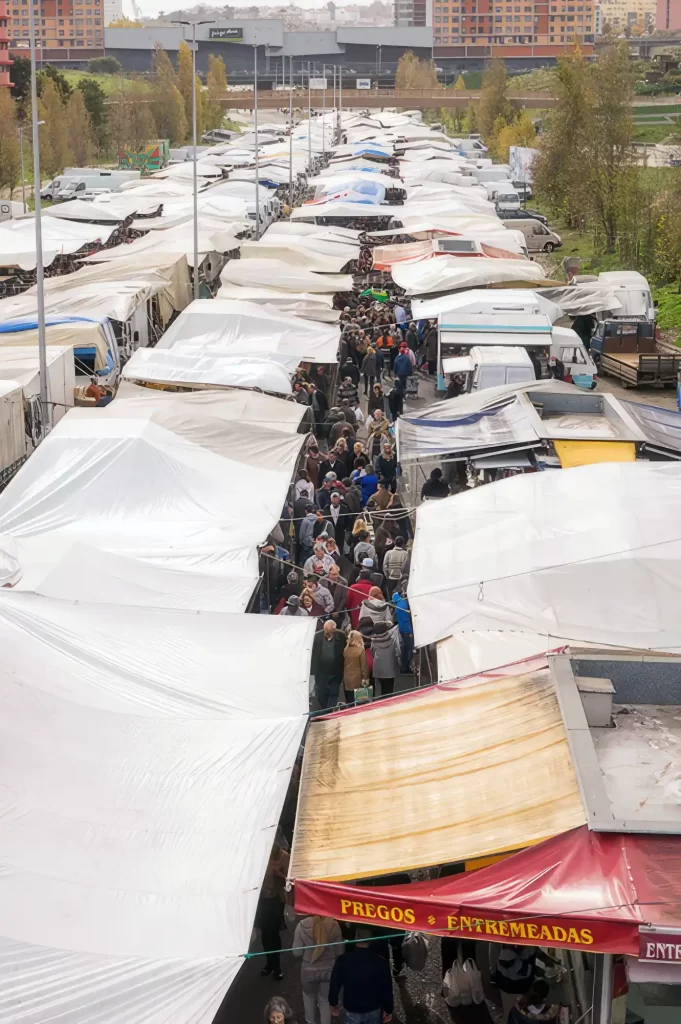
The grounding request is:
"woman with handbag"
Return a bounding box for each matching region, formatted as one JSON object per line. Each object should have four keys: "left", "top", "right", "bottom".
{"left": 343, "top": 630, "right": 369, "bottom": 705}
{"left": 293, "top": 916, "right": 343, "bottom": 1024}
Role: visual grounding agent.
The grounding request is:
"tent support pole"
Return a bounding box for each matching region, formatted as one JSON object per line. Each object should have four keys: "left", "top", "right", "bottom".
{"left": 592, "top": 953, "right": 613, "bottom": 1024}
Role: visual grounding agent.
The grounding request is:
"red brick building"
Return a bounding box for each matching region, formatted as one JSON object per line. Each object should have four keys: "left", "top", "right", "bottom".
{"left": 0, "top": 0, "right": 12, "bottom": 86}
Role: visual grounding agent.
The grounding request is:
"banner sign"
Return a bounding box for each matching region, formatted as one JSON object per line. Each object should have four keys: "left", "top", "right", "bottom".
{"left": 356, "top": 78, "right": 371, "bottom": 89}
{"left": 209, "top": 27, "right": 243, "bottom": 40}
{"left": 294, "top": 879, "right": 641, "bottom": 956}
{"left": 309, "top": 77, "right": 328, "bottom": 89}
{"left": 639, "top": 929, "right": 681, "bottom": 962}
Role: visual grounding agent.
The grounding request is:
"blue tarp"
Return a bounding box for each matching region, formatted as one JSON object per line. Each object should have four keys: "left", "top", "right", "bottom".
{"left": 0, "top": 315, "right": 103, "bottom": 334}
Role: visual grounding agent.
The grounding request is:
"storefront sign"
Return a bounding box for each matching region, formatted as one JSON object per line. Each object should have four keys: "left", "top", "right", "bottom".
{"left": 209, "top": 27, "right": 243, "bottom": 40}
{"left": 356, "top": 78, "right": 371, "bottom": 89}
{"left": 639, "top": 929, "right": 681, "bottom": 962}
{"left": 294, "top": 880, "right": 639, "bottom": 955}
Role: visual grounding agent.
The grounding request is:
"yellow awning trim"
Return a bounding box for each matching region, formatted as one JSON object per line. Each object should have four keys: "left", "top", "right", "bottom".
{"left": 554, "top": 440, "right": 636, "bottom": 469}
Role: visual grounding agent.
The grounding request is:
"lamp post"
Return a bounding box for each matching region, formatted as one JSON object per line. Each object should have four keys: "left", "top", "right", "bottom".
{"left": 322, "top": 63, "right": 326, "bottom": 158}
{"left": 288, "top": 56, "right": 293, "bottom": 211}
{"left": 172, "top": 18, "right": 214, "bottom": 301}
{"left": 307, "top": 60, "right": 312, "bottom": 170}
{"left": 17, "top": 126, "right": 26, "bottom": 214}
{"left": 337, "top": 65, "right": 342, "bottom": 145}
{"left": 253, "top": 43, "right": 260, "bottom": 239}
{"left": 28, "top": 0, "right": 48, "bottom": 431}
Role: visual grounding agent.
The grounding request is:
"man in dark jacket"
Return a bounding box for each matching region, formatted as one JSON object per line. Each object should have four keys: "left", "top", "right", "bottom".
{"left": 424, "top": 321, "right": 439, "bottom": 375}
{"left": 393, "top": 345, "right": 413, "bottom": 391}
{"left": 322, "top": 562, "right": 349, "bottom": 618}
{"left": 340, "top": 357, "right": 360, "bottom": 386}
{"left": 310, "top": 620, "right": 346, "bottom": 710}
{"left": 329, "top": 928, "right": 393, "bottom": 1023}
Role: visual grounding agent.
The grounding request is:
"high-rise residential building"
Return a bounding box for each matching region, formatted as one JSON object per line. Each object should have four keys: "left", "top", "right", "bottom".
{"left": 0, "top": 0, "right": 11, "bottom": 84}
{"left": 432, "top": 0, "right": 595, "bottom": 49}
{"left": 656, "top": 0, "right": 681, "bottom": 29}
{"left": 599, "top": 0, "right": 655, "bottom": 31}
{"left": 7, "top": 0, "right": 104, "bottom": 61}
{"left": 103, "top": 0, "right": 121, "bottom": 25}
{"left": 394, "top": 0, "right": 430, "bottom": 24}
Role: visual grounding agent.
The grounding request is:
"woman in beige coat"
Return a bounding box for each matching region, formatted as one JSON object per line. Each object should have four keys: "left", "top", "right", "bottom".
{"left": 342, "top": 630, "right": 368, "bottom": 704}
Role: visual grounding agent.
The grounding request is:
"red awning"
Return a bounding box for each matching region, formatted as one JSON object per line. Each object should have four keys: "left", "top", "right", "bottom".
{"left": 294, "top": 826, "right": 681, "bottom": 957}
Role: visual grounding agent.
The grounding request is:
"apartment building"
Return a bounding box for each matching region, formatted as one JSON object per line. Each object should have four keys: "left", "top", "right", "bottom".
{"left": 432, "top": 0, "right": 595, "bottom": 44}
{"left": 394, "top": 0, "right": 430, "bottom": 24}
{"left": 599, "top": 0, "right": 655, "bottom": 31}
{"left": 0, "top": 0, "right": 10, "bottom": 84}
{"left": 7, "top": 0, "right": 104, "bottom": 59}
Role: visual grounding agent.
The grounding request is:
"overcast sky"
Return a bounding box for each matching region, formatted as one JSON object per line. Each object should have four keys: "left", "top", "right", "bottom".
{"left": 133, "top": 0, "right": 377, "bottom": 18}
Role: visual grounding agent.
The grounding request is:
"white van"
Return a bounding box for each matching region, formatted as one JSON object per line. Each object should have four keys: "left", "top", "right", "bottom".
{"left": 470, "top": 346, "right": 536, "bottom": 390}
{"left": 598, "top": 271, "right": 655, "bottom": 321}
{"left": 55, "top": 177, "right": 116, "bottom": 202}
{"left": 502, "top": 217, "right": 562, "bottom": 253}
{"left": 483, "top": 180, "right": 518, "bottom": 201}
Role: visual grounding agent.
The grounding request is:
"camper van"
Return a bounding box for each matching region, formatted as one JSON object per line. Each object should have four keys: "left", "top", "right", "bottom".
{"left": 469, "top": 346, "right": 535, "bottom": 390}
{"left": 437, "top": 311, "right": 597, "bottom": 390}
{"left": 503, "top": 217, "right": 562, "bottom": 253}
{"left": 598, "top": 271, "right": 655, "bottom": 321}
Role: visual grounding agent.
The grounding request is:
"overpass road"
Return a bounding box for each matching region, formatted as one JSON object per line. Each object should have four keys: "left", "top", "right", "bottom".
{"left": 218, "top": 88, "right": 559, "bottom": 110}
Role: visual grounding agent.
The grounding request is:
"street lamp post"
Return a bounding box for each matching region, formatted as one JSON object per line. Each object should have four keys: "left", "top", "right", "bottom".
{"left": 307, "top": 61, "right": 312, "bottom": 170}
{"left": 338, "top": 65, "right": 342, "bottom": 145}
{"left": 322, "top": 64, "right": 326, "bottom": 158}
{"left": 253, "top": 43, "right": 260, "bottom": 239}
{"left": 172, "top": 18, "right": 214, "bottom": 301}
{"left": 288, "top": 56, "right": 293, "bottom": 210}
{"left": 28, "top": 0, "right": 48, "bottom": 431}
{"left": 17, "top": 126, "right": 26, "bottom": 214}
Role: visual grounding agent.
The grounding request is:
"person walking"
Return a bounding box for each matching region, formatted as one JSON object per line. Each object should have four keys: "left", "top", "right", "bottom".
{"left": 256, "top": 844, "right": 290, "bottom": 981}
{"left": 420, "top": 467, "right": 450, "bottom": 500}
{"left": 342, "top": 630, "right": 369, "bottom": 704}
{"left": 299, "top": 504, "right": 318, "bottom": 565}
{"left": 322, "top": 563, "right": 349, "bottom": 619}
{"left": 424, "top": 320, "right": 439, "bottom": 376}
{"left": 345, "top": 568, "right": 376, "bottom": 629}
{"left": 382, "top": 536, "right": 408, "bottom": 586}
{"left": 374, "top": 442, "right": 397, "bottom": 492}
{"left": 359, "top": 586, "right": 393, "bottom": 628}
{"left": 360, "top": 346, "right": 378, "bottom": 396}
{"left": 329, "top": 927, "right": 394, "bottom": 1024}
{"left": 367, "top": 382, "right": 385, "bottom": 419}
{"left": 367, "top": 410, "right": 390, "bottom": 459}
{"left": 391, "top": 581, "right": 413, "bottom": 673}
{"left": 264, "top": 997, "right": 296, "bottom": 1024}
{"left": 370, "top": 621, "right": 401, "bottom": 698}
{"left": 393, "top": 343, "right": 413, "bottom": 392}
{"left": 292, "top": 916, "right": 344, "bottom": 1024}
{"left": 387, "top": 380, "right": 405, "bottom": 422}
{"left": 310, "top": 620, "right": 347, "bottom": 709}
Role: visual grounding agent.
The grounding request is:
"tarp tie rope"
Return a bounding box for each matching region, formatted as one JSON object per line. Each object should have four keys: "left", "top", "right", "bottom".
{"left": 243, "top": 931, "right": 408, "bottom": 959}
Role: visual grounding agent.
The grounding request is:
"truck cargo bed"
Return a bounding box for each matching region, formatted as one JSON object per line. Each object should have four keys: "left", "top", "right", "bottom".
{"left": 600, "top": 351, "right": 681, "bottom": 387}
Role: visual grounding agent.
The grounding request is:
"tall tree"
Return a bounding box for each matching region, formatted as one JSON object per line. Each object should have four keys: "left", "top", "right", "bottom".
{"left": 38, "top": 78, "right": 72, "bottom": 178}
{"left": 454, "top": 73, "right": 466, "bottom": 91}
{"left": 107, "top": 80, "right": 157, "bottom": 157}
{"left": 177, "top": 40, "right": 195, "bottom": 133}
{"left": 477, "top": 58, "right": 514, "bottom": 142}
{"left": 66, "top": 88, "right": 96, "bottom": 165}
{"left": 395, "top": 51, "right": 439, "bottom": 90}
{"left": 494, "top": 108, "right": 536, "bottom": 161}
{"left": 586, "top": 41, "right": 635, "bottom": 253}
{"left": 152, "top": 41, "right": 187, "bottom": 144}
{"left": 78, "top": 78, "right": 106, "bottom": 150}
{"left": 205, "top": 52, "right": 227, "bottom": 131}
{"left": 0, "top": 89, "right": 21, "bottom": 197}
{"left": 9, "top": 55, "right": 31, "bottom": 105}
{"left": 533, "top": 50, "right": 592, "bottom": 230}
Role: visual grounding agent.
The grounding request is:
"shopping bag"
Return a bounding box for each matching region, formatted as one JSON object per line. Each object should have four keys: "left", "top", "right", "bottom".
{"left": 354, "top": 683, "right": 373, "bottom": 704}
{"left": 402, "top": 932, "right": 428, "bottom": 972}
{"left": 463, "top": 957, "right": 485, "bottom": 1004}
{"left": 443, "top": 959, "right": 471, "bottom": 1007}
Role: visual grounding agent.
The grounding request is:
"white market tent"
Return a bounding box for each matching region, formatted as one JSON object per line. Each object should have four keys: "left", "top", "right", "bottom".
{"left": 0, "top": 591, "right": 314, "bottom": 1024}
{"left": 157, "top": 298, "right": 340, "bottom": 364}
{"left": 220, "top": 259, "right": 353, "bottom": 294}
{"left": 80, "top": 223, "right": 242, "bottom": 268}
{"left": 408, "top": 462, "right": 681, "bottom": 655}
{"left": 238, "top": 241, "right": 351, "bottom": 274}
{"left": 392, "top": 257, "right": 548, "bottom": 296}
{"left": 0, "top": 388, "right": 305, "bottom": 611}
{"left": 214, "top": 284, "right": 341, "bottom": 322}
{"left": 122, "top": 348, "right": 297, "bottom": 393}
{"left": 412, "top": 288, "right": 565, "bottom": 323}
{"left": 0, "top": 217, "right": 117, "bottom": 270}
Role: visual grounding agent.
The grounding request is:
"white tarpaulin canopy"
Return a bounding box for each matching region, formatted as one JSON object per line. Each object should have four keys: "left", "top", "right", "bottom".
{"left": 0, "top": 254, "right": 191, "bottom": 325}
{"left": 413, "top": 288, "right": 565, "bottom": 323}
{"left": 0, "top": 591, "right": 314, "bottom": 1024}
{"left": 122, "top": 348, "right": 297, "bottom": 394}
{"left": 157, "top": 298, "right": 340, "bottom": 364}
{"left": 0, "top": 388, "right": 304, "bottom": 611}
{"left": 0, "top": 217, "right": 117, "bottom": 270}
{"left": 408, "top": 461, "right": 681, "bottom": 652}
{"left": 81, "top": 224, "right": 241, "bottom": 267}
{"left": 220, "top": 259, "right": 352, "bottom": 294}
{"left": 392, "top": 257, "right": 547, "bottom": 296}
{"left": 238, "top": 241, "right": 352, "bottom": 273}
{"left": 215, "top": 284, "right": 340, "bottom": 321}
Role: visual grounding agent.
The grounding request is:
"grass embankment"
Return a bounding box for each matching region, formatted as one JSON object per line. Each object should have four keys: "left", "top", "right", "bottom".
{"left": 62, "top": 69, "right": 141, "bottom": 94}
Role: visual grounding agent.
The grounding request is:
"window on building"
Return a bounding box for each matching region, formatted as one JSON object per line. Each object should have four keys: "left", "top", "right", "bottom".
{"left": 75, "top": 26, "right": 82, "bottom": 32}
{"left": 567, "top": 14, "right": 574, "bottom": 19}
{"left": 58, "top": 27, "right": 64, "bottom": 33}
